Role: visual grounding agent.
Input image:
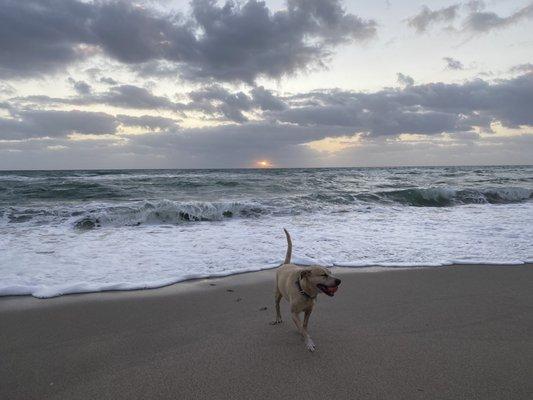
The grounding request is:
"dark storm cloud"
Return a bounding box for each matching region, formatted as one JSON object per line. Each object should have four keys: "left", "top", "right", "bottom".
{"left": 0, "top": 109, "right": 118, "bottom": 139}
{"left": 443, "top": 57, "right": 464, "bottom": 70}
{"left": 0, "top": 0, "right": 376, "bottom": 82}
{"left": 407, "top": 4, "right": 459, "bottom": 33}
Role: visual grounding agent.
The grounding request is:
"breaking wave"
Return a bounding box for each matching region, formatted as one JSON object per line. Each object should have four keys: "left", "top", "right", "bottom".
{"left": 374, "top": 187, "right": 532, "bottom": 206}
{"left": 72, "top": 201, "right": 266, "bottom": 229}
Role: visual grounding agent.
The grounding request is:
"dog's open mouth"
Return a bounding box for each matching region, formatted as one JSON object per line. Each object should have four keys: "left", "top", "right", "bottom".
{"left": 317, "top": 284, "right": 339, "bottom": 297}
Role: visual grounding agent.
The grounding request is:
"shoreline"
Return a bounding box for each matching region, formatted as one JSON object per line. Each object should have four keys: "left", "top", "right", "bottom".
{"left": 2, "top": 264, "right": 533, "bottom": 399}
{"left": 2, "top": 261, "right": 532, "bottom": 301}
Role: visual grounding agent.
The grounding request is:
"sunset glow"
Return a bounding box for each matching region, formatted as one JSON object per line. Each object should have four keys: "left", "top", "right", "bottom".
{"left": 256, "top": 160, "right": 272, "bottom": 168}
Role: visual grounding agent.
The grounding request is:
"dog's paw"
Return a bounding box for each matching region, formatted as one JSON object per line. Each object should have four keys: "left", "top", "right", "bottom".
{"left": 269, "top": 319, "right": 282, "bottom": 325}
{"left": 305, "top": 338, "right": 316, "bottom": 352}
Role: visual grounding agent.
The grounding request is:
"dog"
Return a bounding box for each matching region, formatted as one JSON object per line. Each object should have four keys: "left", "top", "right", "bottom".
{"left": 270, "top": 229, "right": 341, "bottom": 352}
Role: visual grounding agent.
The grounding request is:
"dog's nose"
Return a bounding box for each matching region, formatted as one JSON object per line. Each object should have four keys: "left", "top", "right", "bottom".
{"left": 335, "top": 278, "right": 341, "bottom": 286}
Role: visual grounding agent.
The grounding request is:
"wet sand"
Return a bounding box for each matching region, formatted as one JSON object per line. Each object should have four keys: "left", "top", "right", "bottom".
{"left": 1, "top": 264, "right": 533, "bottom": 400}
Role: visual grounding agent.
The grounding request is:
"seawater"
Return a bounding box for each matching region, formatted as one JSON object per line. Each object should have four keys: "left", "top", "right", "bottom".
{"left": 1, "top": 166, "right": 532, "bottom": 298}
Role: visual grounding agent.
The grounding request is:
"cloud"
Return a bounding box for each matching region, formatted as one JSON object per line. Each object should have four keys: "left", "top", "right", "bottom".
{"left": 251, "top": 86, "right": 288, "bottom": 111}
{"left": 0, "top": 0, "right": 376, "bottom": 83}
{"left": 443, "top": 57, "right": 464, "bottom": 70}
{"left": 13, "top": 84, "right": 183, "bottom": 111}
{"left": 187, "top": 85, "right": 253, "bottom": 122}
{"left": 407, "top": 2, "right": 533, "bottom": 35}
{"left": 397, "top": 73, "right": 414, "bottom": 87}
{"left": 463, "top": 3, "right": 533, "bottom": 33}
{"left": 274, "top": 73, "right": 533, "bottom": 135}
{"left": 407, "top": 4, "right": 459, "bottom": 33}
{"left": 0, "top": 109, "right": 118, "bottom": 139}
{"left": 117, "top": 114, "right": 179, "bottom": 130}
{"left": 2, "top": 73, "right": 532, "bottom": 167}
{"left": 68, "top": 78, "right": 92, "bottom": 95}
{"left": 509, "top": 63, "right": 533, "bottom": 74}
{"left": 185, "top": 85, "right": 287, "bottom": 122}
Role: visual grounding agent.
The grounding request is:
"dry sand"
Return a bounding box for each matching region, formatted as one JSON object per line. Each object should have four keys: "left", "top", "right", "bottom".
{"left": 1, "top": 264, "right": 533, "bottom": 400}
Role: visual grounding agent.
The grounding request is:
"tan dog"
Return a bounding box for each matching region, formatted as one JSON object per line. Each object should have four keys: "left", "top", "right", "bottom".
{"left": 270, "top": 229, "right": 341, "bottom": 352}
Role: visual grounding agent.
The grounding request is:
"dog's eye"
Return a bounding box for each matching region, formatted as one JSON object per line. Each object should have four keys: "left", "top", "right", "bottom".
{"left": 322, "top": 274, "right": 328, "bottom": 277}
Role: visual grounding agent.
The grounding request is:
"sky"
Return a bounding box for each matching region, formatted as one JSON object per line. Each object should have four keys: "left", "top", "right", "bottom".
{"left": 0, "top": 0, "right": 532, "bottom": 169}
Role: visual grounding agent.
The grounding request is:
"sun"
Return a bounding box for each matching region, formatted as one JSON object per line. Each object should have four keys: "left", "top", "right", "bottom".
{"left": 255, "top": 160, "right": 273, "bottom": 168}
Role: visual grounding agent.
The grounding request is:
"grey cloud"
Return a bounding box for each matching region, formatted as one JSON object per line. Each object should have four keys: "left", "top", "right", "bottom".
{"left": 274, "top": 73, "right": 533, "bottom": 135}
{"left": 97, "top": 85, "right": 181, "bottom": 110}
{"left": 407, "top": 2, "right": 533, "bottom": 35}
{"left": 0, "top": 0, "right": 94, "bottom": 78}
{"left": 443, "top": 57, "right": 464, "bottom": 70}
{"left": 68, "top": 78, "right": 92, "bottom": 95}
{"left": 117, "top": 114, "right": 179, "bottom": 130}
{"left": 186, "top": 85, "right": 287, "bottom": 122}
{"left": 3, "top": 74, "right": 531, "bottom": 163}
{"left": 407, "top": 4, "right": 459, "bottom": 33}
{"left": 397, "top": 73, "right": 414, "bottom": 87}
{"left": 188, "top": 86, "right": 253, "bottom": 122}
{"left": 0, "top": 109, "right": 118, "bottom": 139}
{"left": 0, "top": 0, "right": 376, "bottom": 83}
{"left": 463, "top": 3, "right": 533, "bottom": 33}
{"left": 14, "top": 84, "right": 183, "bottom": 111}
{"left": 0, "top": 108, "right": 179, "bottom": 140}
{"left": 99, "top": 77, "right": 119, "bottom": 85}
{"left": 509, "top": 63, "right": 533, "bottom": 73}
{"left": 251, "top": 87, "right": 287, "bottom": 111}
{"left": 11, "top": 83, "right": 285, "bottom": 123}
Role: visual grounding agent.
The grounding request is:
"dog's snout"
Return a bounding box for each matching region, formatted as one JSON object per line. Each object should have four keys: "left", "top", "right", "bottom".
{"left": 335, "top": 278, "right": 341, "bottom": 286}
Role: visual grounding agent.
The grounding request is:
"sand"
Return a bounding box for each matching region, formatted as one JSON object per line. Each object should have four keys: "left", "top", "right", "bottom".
{"left": 1, "top": 264, "right": 533, "bottom": 400}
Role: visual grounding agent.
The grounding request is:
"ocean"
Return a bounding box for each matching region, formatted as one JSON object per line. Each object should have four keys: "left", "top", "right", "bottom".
{"left": 1, "top": 166, "right": 532, "bottom": 298}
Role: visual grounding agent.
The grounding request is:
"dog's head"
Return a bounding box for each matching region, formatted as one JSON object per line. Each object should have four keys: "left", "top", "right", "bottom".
{"left": 300, "top": 267, "right": 341, "bottom": 297}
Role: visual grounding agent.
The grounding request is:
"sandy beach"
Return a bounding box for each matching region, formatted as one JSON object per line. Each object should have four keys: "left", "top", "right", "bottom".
{"left": 1, "top": 264, "right": 533, "bottom": 400}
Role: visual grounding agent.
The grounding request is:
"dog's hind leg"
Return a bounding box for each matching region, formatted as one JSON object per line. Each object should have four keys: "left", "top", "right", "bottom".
{"left": 270, "top": 290, "right": 283, "bottom": 325}
{"left": 291, "top": 311, "right": 315, "bottom": 352}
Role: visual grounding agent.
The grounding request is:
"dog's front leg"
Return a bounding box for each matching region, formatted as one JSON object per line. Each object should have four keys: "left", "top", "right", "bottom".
{"left": 270, "top": 291, "right": 283, "bottom": 325}
{"left": 291, "top": 311, "right": 315, "bottom": 352}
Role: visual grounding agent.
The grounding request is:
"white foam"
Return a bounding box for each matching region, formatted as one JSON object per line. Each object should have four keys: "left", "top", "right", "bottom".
{"left": 0, "top": 203, "right": 531, "bottom": 298}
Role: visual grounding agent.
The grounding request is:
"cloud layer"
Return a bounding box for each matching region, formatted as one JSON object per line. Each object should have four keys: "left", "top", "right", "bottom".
{"left": 2, "top": 72, "right": 531, "bottom": 167}
{"left": 0, "top": 0, "right": 376, "bottom": 83}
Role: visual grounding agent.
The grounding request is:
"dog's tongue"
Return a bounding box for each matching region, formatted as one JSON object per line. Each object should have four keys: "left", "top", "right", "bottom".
{"left": 328, "top": 286, "right": 338, "bottom": 294}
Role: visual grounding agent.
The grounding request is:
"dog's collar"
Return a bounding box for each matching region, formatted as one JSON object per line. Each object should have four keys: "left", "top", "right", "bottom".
{"left": 296, "top": 278, "right": 316, "bottom": 300}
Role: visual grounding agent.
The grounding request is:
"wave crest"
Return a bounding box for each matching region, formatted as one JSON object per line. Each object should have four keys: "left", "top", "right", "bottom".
{"left": 376, "top": 187, "right": 532, "bottom": 206}
{"left": 73, "top": 200, "right": 266, "bottom": 229}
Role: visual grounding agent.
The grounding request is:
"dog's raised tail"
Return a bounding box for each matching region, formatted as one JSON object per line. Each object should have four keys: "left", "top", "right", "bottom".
{"left": 283, "top": 228, "right": 292, "bottom": 264}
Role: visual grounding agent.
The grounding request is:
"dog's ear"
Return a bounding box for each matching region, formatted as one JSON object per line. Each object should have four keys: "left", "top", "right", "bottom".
{"left": 300, "top": 269, "right": 311, "bottom": 279}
